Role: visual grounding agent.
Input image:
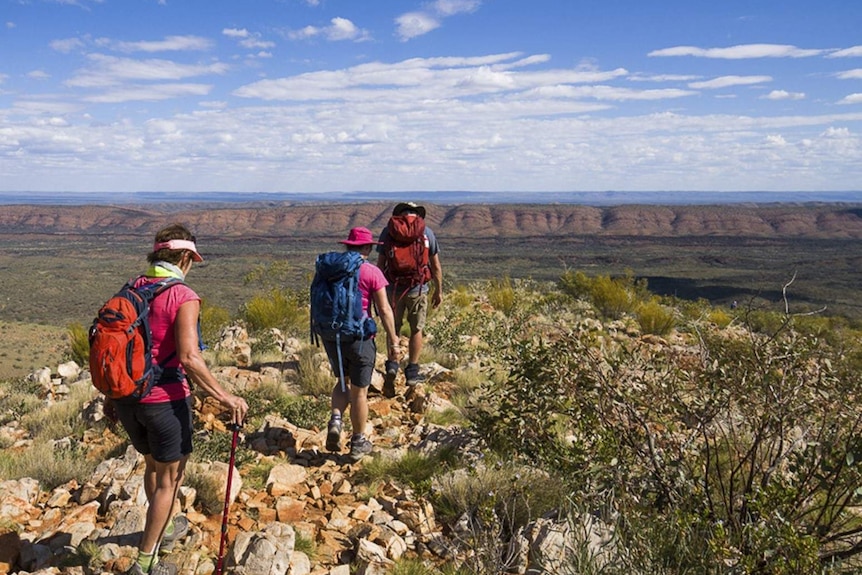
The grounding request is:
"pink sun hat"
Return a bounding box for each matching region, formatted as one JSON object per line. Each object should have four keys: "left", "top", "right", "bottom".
{"left": 339, "top": 227, "right": 382, "bottom": 246}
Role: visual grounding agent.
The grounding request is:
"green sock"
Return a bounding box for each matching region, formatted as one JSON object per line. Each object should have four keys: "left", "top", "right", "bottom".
{"left": 137, "top": 551, "right": 156, "bottom": 572}
{"left": 163, "top": 518, "right": 175, "bottom": 537}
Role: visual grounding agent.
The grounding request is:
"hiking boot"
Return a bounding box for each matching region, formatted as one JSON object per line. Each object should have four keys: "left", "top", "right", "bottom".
{"left": 348, "top": 436, "right": 373, "bottom": 463}
{"left": 126, "top": 560, "right": 178, "bottom": 575}
{"left": 159, "top": 515, "right": 189, "bottom": 553}
{"left": 325, "top": 418, "right": 343, "bottom": 452}
{"left": 404, "top": 363, "right": 425, "bottom": 386}
{"left": 383, "top": 360, "right": 399, "bottom": 398}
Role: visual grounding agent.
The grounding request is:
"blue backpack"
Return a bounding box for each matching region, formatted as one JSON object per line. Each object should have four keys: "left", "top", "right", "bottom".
{"left": 310, "top": 251, "right": 376, "bottom": 344}
{"left": 310, "top": 251, "right": 377, "bottom": 391}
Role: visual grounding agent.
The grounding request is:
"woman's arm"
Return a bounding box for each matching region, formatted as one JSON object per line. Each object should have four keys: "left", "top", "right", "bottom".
{"left": 175, "top": 300, "right": 248, "bottom": 425}
{"left": 372, "top": 287, "right": 401, "bottom": 361}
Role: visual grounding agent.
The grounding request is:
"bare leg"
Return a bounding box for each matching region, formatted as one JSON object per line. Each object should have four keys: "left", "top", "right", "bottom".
{"left": 140, "top": 454, "right": 187, "bottom": 554}
{"left": 408, "top": 329, "right": 423, "bottom": 364}
{"left": 348, "top": 384, "right": 368, "bottom": 437}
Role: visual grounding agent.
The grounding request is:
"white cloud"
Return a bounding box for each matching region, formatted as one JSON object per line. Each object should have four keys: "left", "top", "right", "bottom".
{"left": 649, "top": 44, "right": 825, "bottom": 59}
{"left": 6, "top": 21, "right": 15, "bottom": 29}
{"left": 326, "top": 17, "right": 369, "bottom": 41}
{"left": 50, "top": 37, "right": 85, "bottom": 53}
{"left": 289, "top": 26, "right": 320, "bottom": 41}
{"left": 838, "top": 93, "right": 862, "bottom": 105}
{"left": 836, "top": 69, "right": 862, "bottom": 80}
{"left": 689, "top": 75, "right": 771, "bottom": 89}
{"left": 67, "top": 54, "right": 228, "bottom": 88}
{"left": 434, "top": 0, "right": 481, "bottom": 16}
{"left": 222, "top": 28, "right": 249, "bottom": 39}
{"left": 629, "top": 73, "right": 700, "bottom": 82}
{"left": 240, "top": 37, "right": 276, "bottom": 49}
{"left": 114, "top": 35, "right": 212, "bottom": 53}
{"left": 83, "top": 83, "right": 212, "bottom": 103}
{"left": 395, "top": 1, "right": 480, "bottom": 41}
{"left": 26, "top": 70, "right": 51, "bottom": 80}
{"left": 395, "top": 12, "right": 440, "bottom": 41}
{"left": 763, "top": 90, "right": 805, "bottom": 101}
{"left": 288, "top": 18, "right": 370, "bottom": 42}
{"left": 828, "top": 46, "right": 862, "bottom": 58}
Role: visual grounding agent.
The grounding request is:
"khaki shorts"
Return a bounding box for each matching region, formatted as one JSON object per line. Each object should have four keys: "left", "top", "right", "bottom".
{"left": 392, "top": 288, "right": 428, "bottom": 334}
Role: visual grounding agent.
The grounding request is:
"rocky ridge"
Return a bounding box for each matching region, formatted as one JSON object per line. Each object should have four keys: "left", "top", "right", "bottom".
{"left": 1, "top": 202, "right": 860, "bottom": 239}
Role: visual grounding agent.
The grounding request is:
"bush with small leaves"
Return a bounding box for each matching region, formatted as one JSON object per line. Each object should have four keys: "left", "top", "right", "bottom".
{"left": 635, "top": 298, "right": 676, "bottom": 336}
{"left": 66, "top": 322, "right": 89, "bottom": 366}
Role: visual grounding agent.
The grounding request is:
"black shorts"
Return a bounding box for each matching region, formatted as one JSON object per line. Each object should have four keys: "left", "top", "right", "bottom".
{"left": 322, "top": 337, "right": 377, "bottom": 389}
{"left": 115, "top": 396, "right": 194, "bottom": 463}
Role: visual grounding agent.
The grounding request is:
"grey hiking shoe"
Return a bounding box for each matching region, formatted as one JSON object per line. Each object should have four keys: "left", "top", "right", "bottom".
{"left": 326, "top": 418, "right": 343, "bottom": 452}
{"left": 348, "top": 435, "right": 373, "bottom": 462}
{"left": 159, "top": 515, "right": 189, "bottom": 553}
{"left": 404, "top": 363, "right": 425, "bottom": 386}
{"left": 383, "top": 360, "right": 399, "bottom": 398}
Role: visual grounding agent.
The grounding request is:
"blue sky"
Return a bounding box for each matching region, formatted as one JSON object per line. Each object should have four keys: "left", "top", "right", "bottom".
{"left": 1, "top": 0, "right": 861, "bottom": 196}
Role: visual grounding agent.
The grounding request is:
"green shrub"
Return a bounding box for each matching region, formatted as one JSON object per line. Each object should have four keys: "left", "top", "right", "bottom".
{"left": 486, "top": 276, "right": 516, "bottom": 315}
{"left": 0, "top": 440, "right": 94, "bottom": 489}
{"left": 635, "top": 298, "right": 676, "bottom": 336}
{"left": 200, "top": 299, "right": 232, "bottom": 346}
{"left": 184, "top": 463, "right": 224, "bottom": 516}
{"left": 240, "top": 288, "right": 307, "bottom": 336}
{"left": 589, "top": 274, "right": 636, "bottom": 319}
{"left": 558, "top": 269, "right": 592, "bottom": 300}
{"left": 356, "top": 446, "right": 461, "bottom": 496}
{"left": 295, "top": 346, "right": 334, "bottom": 397}
{"left": 66, "top": 322, "right": 89, "bottom": 366}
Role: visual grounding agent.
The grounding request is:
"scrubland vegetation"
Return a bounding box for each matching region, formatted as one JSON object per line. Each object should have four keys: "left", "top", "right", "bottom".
{"left": 3, "top": 263, "right": 862, "bottom": 574}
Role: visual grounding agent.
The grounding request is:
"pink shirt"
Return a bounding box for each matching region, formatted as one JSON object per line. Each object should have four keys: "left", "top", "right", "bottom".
{"left": 359, "top": 261, "right": 388, "bottom": 315}
{"left": 132, "top": 276, "right": 199, "bottom": 403}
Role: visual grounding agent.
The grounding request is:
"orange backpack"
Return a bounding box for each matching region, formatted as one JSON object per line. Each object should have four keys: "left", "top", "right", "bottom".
{"left": 382, "top": 215, "right": 432, "bottom": 291}
{"left": 88, "top": 278, "right": 182, "bottom": 401}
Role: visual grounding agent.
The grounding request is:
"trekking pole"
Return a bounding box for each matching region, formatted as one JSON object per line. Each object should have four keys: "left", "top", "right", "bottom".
{"left": 214, "top": 422, "right": 242, "bottom": 575}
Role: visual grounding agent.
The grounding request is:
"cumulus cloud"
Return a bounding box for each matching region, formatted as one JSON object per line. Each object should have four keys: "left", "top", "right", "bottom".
{"left": 395, "top": 12, "right": 440, "bottom": 41}
{"left": 649, "top": 43, "right": 825, "bottom": 59}
{"left": 50, "top": 37, "right": 86, "bottom": 53}
{"left": 223, "top": 28, "right": 275, "bottom": 49}
{"left": 222, "top": 28, "right": 249, "bottom": 39}
{"left": 27, "top": 70, "right": 51, "bottom": 80}
{"left": 836, "top": 69, "right": 862, "bottom": 80}
{"left": 828, "top": 46, "right": 862, "bottom": 58}
{"left": 837, "top": 93, "right": 862, "bottom": 105}
{"left": 396, "top": 0, "right": 481, "bottom": 41}
{"left": 763, "top": 90, "right": 805, "bottom": 101}
{"left": 288, "top": 17, "right": 370, "bottom": 42}
{"left": 114, "top": 35, "right": 212, "bottom": 53}
{"left": 689, "top": 75, "right": 772, "bottom": 89}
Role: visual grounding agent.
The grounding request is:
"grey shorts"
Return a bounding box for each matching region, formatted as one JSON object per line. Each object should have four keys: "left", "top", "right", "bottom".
{"left": 323, "top": 337, "right": 378, "bottom": 388}
{"left": 115, "top": 396, "right": 194, "bottom": 463}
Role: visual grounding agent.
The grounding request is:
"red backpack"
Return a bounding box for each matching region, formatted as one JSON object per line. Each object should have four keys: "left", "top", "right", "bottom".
{"left": 88, "top": 277, "right": 183, "bottom": 401}
{"left": 382, "top": 215, "right": 432, "bottom": 291}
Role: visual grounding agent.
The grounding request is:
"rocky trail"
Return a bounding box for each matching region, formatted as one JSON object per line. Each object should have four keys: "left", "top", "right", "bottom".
{"left": 0, "top": 341, "right": 519, "bottom": 575}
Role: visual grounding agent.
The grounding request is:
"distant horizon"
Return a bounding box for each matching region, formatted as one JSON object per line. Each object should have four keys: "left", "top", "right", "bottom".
{"left": 0, "top": 190, "right": 859, "bottom": 207}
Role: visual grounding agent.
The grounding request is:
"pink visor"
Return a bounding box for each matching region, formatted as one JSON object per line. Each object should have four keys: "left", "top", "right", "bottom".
{"left": 153, "top": 239, "right": 203, "bottom": 262}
